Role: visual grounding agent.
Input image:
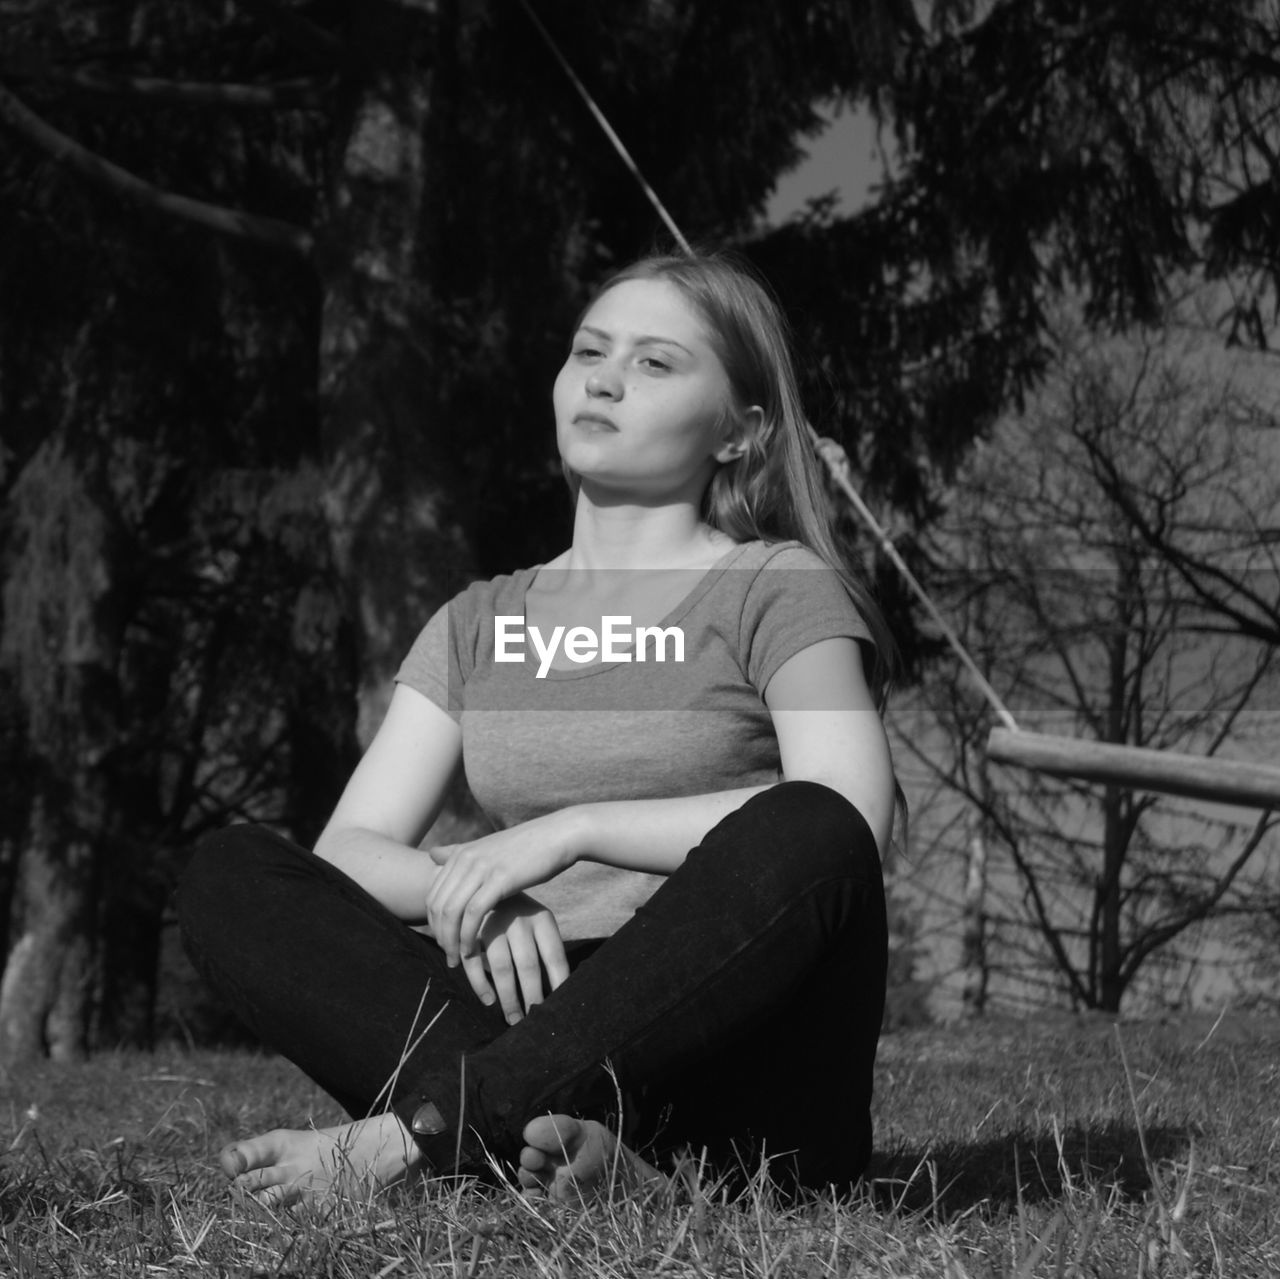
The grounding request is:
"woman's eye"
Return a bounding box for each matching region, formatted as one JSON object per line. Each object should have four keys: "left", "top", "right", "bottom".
{"left": 640, "top": 356, "right": 671, "bottom": 372}
{"left": 572, "top": 345, "right": 602, "bottom": 361}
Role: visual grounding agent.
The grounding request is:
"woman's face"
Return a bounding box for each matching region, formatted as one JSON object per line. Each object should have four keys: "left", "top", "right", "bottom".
{"left": 553, "top": 278, "right": 742, "bottom": 503}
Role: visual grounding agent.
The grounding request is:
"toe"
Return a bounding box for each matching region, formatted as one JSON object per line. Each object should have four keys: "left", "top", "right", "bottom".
{"left": 252, "top": 1181, "right": 299, "bottom": 1210}
{"left": 521, "top": 1114, "right": 583, "bottom": 1157}
{"left": 519, "top": 1145, "right": 552, "bottom": 1173}
{"left": 235, "top": 1165, "right": 294, "bottom": 1195}
{"left": 222, "top": 1129, "right": 289, "bottom": 1177}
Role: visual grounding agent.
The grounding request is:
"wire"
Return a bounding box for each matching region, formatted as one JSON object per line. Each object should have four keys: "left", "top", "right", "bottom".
{"left": 808, "top": 429, "right": 1020, "bottom": 731}
{"left": 517, "top": 0, "right": 693, "bottom": 255}
{"left": 520, "top": 0, "right": 1020, "bottom": 733}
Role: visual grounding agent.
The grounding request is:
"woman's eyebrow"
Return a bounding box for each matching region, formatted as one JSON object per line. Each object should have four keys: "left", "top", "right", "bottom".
{"left": 577, "top": 324, "right": 695, "bottom": 355}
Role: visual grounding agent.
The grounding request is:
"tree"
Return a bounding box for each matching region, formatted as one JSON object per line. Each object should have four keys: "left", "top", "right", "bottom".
{"left": 0, "top": 179, "right": 352, "bottom": 1055}
{"left": 1073, "top": 290, "right": 1280, "bottom": 654}
{"left": 0, "top": 5, "right": 350, "bottom": 1054}
{"left": 3, "top": 0, "right": 1279, "bottom": 1053}
{"left": 1, "top": 0, "right": 940, "bottom": 1059}
{"left": 888, "top": 1, "right": 1280, "bottom": 341}
{"left": 897, "top": 316, "right": 1280, "bottom": 1013}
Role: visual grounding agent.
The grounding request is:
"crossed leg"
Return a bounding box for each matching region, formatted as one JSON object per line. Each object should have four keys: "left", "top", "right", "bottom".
{"left": 182, "top": 784, "right": 886, "bottom": 1208}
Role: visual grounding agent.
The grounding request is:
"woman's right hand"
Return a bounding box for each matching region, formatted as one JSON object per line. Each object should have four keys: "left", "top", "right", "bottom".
{"left": 462, "top": 893, "right": 570, "bottom": 1024}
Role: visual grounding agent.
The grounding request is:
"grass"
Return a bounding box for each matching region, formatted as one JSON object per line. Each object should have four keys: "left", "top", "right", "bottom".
{"left": 2, "top": 1010, "right": 1278, "bottom": 1276}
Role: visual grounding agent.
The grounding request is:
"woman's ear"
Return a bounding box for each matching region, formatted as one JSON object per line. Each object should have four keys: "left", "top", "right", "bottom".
{"left": 713, "top": 405, "right": 764, "bottom": 464}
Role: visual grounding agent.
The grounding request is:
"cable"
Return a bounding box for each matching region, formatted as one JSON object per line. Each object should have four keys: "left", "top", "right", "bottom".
{"left": 517, "top": 0, "right": 693, "bottom": 255}
{"left": 520, "top": 0, "right": 1020, "bottom": 733}
{"left": 808, "top": 430, "right": 1019, "bottom": 731}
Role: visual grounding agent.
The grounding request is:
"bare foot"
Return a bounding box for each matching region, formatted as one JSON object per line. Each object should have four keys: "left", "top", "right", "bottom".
{"left": 517, "top": 1114, "right": 663, "bottom": 1201}
{"left": 219, "top": 1111, "right": 422, "bottom": 1208}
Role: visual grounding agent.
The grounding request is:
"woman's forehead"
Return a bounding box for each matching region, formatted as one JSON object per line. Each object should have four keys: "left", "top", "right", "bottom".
{"left": 580, "top": 278, "right": 713, "bottom": 347}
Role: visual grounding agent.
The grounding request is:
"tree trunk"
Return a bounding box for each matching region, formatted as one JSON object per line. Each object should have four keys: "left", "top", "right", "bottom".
{"left": 0, "top": 671, "right": 31, "bottom": 967}
{"left": 1096, "top": 552, "right": 1139, "bottom": 1014}
{"left": 0, "top": 792, "right": 95, "bottom": 1063}
{"left": 318, "top": 0, "right": 474, "bottom": 747}
{"left": 960, "top": 820, "right": 990, "bottom": 1017}
{"left": 1097, "top": 784, "right": 1126, "bottom": 1012}
{"left": 0, "top": 438, "right": 124, "bottom": 1061}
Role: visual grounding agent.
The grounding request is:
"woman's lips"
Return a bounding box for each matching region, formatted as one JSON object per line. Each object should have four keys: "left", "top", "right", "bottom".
{"left": 573, "top": 412, "right": 618, "bottom": 430}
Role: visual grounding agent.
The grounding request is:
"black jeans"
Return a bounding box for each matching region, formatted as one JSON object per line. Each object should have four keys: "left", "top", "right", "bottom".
{"left": 177, "top": 781, "right": 887, "bottom": 1194}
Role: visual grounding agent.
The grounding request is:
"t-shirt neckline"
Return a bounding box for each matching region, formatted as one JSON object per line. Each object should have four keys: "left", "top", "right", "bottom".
{"left": 516, "top": 540, "right": 757, "bottom": 680}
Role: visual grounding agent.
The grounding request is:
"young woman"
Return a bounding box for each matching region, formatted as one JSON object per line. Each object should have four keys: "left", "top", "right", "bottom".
{"left": 178, "top": 252, "right": 897, "bottom": 1206}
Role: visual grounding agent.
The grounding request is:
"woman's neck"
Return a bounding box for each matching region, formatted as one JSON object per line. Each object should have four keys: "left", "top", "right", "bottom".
{"left": 562, "top": 496, "right": 733, "bottom": 572}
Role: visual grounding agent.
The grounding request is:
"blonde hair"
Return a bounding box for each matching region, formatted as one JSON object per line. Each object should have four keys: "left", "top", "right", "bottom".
{"left": 572, "top": 251, "right": 898, "bottom": 705}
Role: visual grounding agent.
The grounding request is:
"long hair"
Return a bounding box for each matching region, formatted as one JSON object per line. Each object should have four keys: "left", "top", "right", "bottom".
{"left": 574, "top": 251, "right": 899, "bottom": 707}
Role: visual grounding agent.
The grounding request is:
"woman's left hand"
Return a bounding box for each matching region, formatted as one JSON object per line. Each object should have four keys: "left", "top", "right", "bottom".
{"left": 425, "top": 812, "right": 583, "bottom": 968}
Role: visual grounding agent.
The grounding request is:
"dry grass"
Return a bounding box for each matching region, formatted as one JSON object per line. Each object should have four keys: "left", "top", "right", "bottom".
{"left": 2, "top": 1010, "right": 1278, "bottom": 1276}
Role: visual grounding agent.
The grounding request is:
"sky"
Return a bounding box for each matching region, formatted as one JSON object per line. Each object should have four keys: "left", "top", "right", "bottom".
{"left": 764, "top": 103, "right": 894, "bottom": 224}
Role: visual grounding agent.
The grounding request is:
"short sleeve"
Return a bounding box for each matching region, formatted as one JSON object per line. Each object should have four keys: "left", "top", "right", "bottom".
{"left": 740, "top": 545, "right": 874, "bottom": 694}
{"left": 394, "top": 602, "right": 462, "bottom": 721}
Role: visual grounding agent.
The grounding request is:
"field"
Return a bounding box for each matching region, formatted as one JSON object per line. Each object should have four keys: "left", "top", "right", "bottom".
{"left": 2, "top": 1011, "right": 1277, "bottom": 1277}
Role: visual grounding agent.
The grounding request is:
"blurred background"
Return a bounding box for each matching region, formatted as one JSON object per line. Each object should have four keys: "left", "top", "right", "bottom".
{"left": 1, "top": 0, "right": 1277, "bottom": 1063}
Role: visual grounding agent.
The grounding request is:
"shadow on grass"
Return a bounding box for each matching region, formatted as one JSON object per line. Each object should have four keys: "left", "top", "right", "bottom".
{"left": 866, "top": 1121, "right": 1187, "bottom": 1216}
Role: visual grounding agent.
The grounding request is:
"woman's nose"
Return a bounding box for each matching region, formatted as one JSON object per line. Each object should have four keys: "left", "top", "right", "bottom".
{"left": 586, "top": 363, "right": 621, "bottom": 399}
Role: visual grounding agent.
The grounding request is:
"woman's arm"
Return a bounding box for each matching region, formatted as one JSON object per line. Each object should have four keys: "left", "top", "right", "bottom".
{"left": 761, "top": 636, "right": 896, "bottom": 854}
{"left": 427, "top": 635, "right": 894, "bottom": 964}
{"left": 312, "top": 682, "right": 463, "bottom": 922}
{"left": 316, "top": 683, "right": 571, "bottom": 1021}
{"left": 570, "top": 635, "right": 893, "bottom": 866}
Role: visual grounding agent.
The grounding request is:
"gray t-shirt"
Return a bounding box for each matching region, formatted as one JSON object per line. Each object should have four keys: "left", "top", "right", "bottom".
{"left": 395, "top": 539, "right": 873, "bottom": 938}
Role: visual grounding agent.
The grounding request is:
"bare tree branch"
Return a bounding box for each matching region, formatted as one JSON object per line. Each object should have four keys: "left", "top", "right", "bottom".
{"left": 12, "top": 66, "right": 333, "bottom": 112}
{"left": 1075, "top": 417, "right": 1280, "bottom": 646}
{"left": 0, "top": 80, "right": 314, "bottom": 259}
{"left": 1120, "top": 809, "right": 1278, "bottom": 982}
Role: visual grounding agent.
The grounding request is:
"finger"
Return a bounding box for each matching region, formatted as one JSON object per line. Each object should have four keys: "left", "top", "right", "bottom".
{"left": 485, "top": 940, "right": 524, "bottom": 1025}
{"left": 460, "top": 951, "right": 497, "bottom": 1009}
{"left": 534, "top": 915, "right": 571, "bottom": 992}
{"left": 431, "top": 898, "right": 459, "bottom": 967}
{"left": 427, "top": 843, "right": 458, "bottom": 866}
{"left": 423, "top": 874, "right": 449, "bottom": 939}
{"left": 423, "top": 872, "right": 448, "bottom": 949}
{"left": 431, "top": 871, "right": 480, "bottom": 966}
{"left": 458, "top": 884, "right": 505, "bottom": 960}
{"left": 424, "top": 891, "right": 451, "bottom": 962}
{"left": 424, "top": 853, "right": 466, "bottom": 914}
{"left": 507, "top": 926, "right": 546, "bottom": 1013}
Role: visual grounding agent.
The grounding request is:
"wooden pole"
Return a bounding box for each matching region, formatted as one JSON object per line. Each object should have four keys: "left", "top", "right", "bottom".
{"left": 986, "top": 728, "right": 1280, "bottom": 810}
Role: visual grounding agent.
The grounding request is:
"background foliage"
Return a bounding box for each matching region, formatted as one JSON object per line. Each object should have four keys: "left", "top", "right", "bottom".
{"left": 1, "top": 0, "right": 1277, "bottom": 1058}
